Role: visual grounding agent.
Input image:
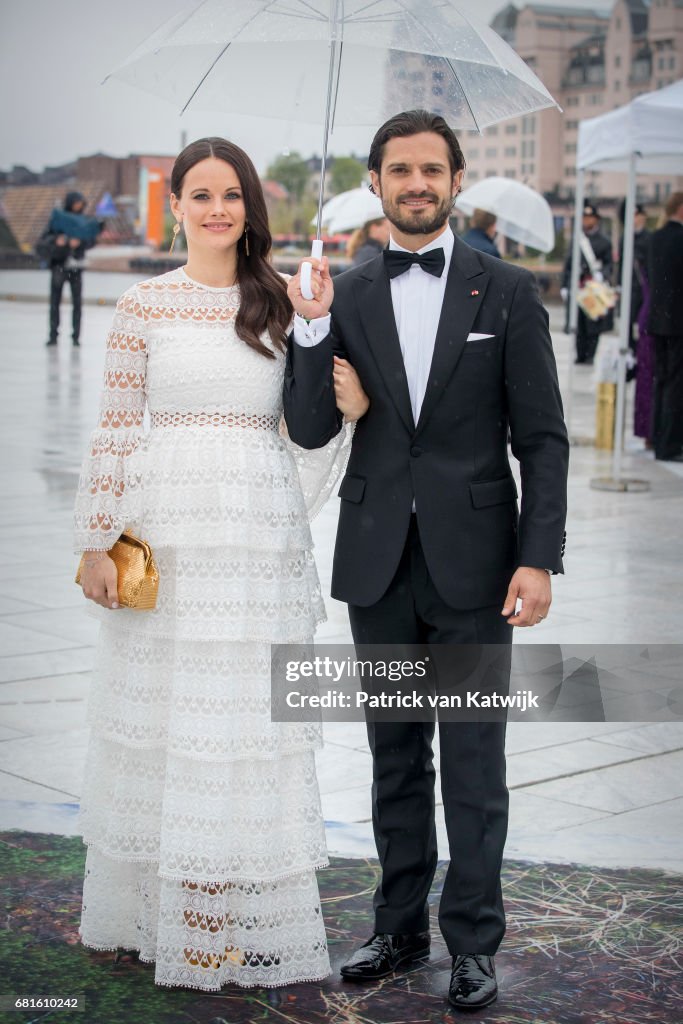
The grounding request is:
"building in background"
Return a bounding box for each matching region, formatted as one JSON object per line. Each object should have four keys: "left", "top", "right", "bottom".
{"left": 470, "top": 0, "right": 682, "bottom": 205}
{"left": 0, "top": 182, "right": 135, "bottom": 255}
{"left": 390, "top": 0, "right": 681, "bottom": 255}
{"left": 0, "top": 153, "right": 176, "bottom": 254}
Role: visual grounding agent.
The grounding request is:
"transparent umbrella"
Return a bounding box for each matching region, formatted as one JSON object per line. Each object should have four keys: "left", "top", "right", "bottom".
{"left": 107, "top": 0, "right": 560, "bottom": 293}
{"left": 455, "top": 177, "right": 555, "bottom": 253}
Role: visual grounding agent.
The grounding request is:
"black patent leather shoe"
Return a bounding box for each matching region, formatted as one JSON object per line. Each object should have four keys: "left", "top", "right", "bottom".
{"left": 448, "top": 954, "right": 497, "bottom": 1010}
{"left": 340, "top": 931, "right": 431, "bottom": 980}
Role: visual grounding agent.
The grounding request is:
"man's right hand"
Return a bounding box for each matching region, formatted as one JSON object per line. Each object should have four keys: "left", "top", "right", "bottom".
{"left": 79, "top": 552, "right": 119, "bottom": 609}
{"left": 56, "top": 234, "right": 67, "bottom": 246}
{"left": 287, "top": 256, "right": 334, "bottom": 321}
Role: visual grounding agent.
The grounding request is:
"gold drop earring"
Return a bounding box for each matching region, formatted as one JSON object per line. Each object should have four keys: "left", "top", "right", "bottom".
{"left": 169, "top": 220, "right": 181, "bottom": 254}
{"left": 244, "top": 221, "right": 250, "bottom": 257}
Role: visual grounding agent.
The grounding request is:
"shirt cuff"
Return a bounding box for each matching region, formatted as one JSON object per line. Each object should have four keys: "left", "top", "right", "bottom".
{"left": 293, "top": 313, "right": 331, "bottom": 348}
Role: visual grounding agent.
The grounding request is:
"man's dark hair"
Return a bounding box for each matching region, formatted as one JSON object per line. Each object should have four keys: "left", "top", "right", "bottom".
{"left": 368, "top": 109, "right": 466, "bottom": 179}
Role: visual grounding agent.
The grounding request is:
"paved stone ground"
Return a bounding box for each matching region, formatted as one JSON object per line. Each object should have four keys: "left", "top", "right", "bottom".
{"left": 0, "top": 278, "right": 681, "bottom": 874}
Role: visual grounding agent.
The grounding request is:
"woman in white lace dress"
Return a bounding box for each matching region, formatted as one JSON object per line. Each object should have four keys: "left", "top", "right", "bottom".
{"left": 74, "top": 138, "right": 368, "bottom": 991}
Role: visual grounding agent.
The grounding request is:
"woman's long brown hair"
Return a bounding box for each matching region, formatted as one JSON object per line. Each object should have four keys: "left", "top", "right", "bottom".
{"left": 171, "top": 137, "right": 291, "bottom": 358}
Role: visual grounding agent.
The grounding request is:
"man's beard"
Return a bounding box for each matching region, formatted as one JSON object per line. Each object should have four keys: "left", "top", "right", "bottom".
{"left": 381, "top": 191, "right": 453, "bottom": 236}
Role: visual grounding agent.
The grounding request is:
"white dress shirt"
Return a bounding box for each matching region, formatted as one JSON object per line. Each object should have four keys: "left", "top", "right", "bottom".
{"left": 293, "top": 224, "right": 454, "bottom": 425}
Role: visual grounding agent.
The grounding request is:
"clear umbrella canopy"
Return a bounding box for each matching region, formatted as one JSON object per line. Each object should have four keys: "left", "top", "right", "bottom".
{"left": 107, "top": 0, "right": 560, "bottom": 132}
{"left": 455, "top": 176, "right": 555, "bottom": 253}
{"left": 107, "top": 0, "right": 560, "bottom": 293}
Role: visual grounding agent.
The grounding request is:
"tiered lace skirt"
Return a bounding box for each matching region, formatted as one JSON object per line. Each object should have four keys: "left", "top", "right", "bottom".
{"left": 78, "top": 426, "right": 335, "bottom": 989}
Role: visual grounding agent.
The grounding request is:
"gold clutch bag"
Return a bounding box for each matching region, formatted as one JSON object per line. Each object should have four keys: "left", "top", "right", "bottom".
{"left": 75, "top": 531, "right": 159, "bottom": 610}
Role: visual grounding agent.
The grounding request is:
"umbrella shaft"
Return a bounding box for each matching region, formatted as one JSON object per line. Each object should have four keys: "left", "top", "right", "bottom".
{"left": 315, "top": 22, "right": 341, "bottom": 240}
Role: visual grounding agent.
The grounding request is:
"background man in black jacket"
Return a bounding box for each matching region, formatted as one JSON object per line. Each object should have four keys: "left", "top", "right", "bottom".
{"left": 284, "top": 110, "right": 568, "bottom": 1011}
{"left": 648, "top": 191, "right": 683, "bottom": 461}
{"left": 618, "top": 201, "right": 651, "bottom": 355}
{"left": 562, "top": 202, "right": 613, "bottom": 365}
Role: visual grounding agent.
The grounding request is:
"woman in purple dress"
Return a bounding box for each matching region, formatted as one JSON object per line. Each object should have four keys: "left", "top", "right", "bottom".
{"left": 634, "top": 259, "right": 655, "bottom": 445}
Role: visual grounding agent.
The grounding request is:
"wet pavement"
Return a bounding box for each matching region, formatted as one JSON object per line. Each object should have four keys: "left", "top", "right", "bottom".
{"left": 0, "top": 280, "right": 681, "bottom": 874}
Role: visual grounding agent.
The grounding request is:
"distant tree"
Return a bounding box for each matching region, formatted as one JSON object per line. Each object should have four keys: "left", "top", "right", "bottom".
{"left": 330, "top": 156, "right": 365, "bottom": 194}
{"left": 266, "top": 152, "right": 309, "bottom": 202}
{"left": 269, "top": 196, "right": 317, "bottom": 238}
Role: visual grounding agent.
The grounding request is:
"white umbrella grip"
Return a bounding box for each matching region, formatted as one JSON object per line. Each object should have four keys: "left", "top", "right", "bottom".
{"left": 300, "top": 239, "right": 324, "bottom": 301}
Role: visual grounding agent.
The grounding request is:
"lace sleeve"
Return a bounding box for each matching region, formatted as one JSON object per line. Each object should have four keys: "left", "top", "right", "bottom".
{"left": 279, "top": 297, "right": 354, "bottom": 519}
{"left": 283, "top": 421, "right": 354, "bottom": 522}
{"left": 74, "top": 288, "right": 147, "bottom": 552}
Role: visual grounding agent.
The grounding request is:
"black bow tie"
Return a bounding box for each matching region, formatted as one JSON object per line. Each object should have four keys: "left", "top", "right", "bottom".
{"left": 383, "top": 247, "right": 445, "bottom": 280}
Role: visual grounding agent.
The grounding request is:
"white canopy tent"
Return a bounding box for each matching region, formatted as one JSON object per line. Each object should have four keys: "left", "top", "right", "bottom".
{"left": 577, "top": 78, "right": 683, "bottom": 174}
{"left": 569, "top": 79, "right": 683, "bottom": 485}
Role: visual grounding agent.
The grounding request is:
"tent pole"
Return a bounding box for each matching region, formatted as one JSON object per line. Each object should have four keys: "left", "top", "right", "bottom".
{"left": 612, "top": 152, "right": 637, "bottom": 480}
{"left": 590, "top": 152, "right": 648, "bottom": 493}
{"left": 567, "top": 169, "right": 585, "bottom": 439}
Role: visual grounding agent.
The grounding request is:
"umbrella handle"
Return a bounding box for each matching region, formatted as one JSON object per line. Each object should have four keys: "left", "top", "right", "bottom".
{"left": 300, "top": 240, "right": 324, "bottom": 301}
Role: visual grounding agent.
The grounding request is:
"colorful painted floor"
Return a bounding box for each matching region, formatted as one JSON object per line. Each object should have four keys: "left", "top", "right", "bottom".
{"left": 1, "top": 832, "right": 681, "bottom": 1024}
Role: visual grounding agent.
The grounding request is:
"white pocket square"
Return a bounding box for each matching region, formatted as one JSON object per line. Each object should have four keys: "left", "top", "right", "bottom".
{"left": 466, "top": 333, "right": 495, "bottom": 342}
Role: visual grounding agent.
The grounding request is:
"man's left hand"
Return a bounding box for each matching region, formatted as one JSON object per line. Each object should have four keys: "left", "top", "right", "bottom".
{"left": 68, "top": 238, "right": 80, "bottom": 249}
{"left": 501, "top": 567, "right": 551, "bottom": 626}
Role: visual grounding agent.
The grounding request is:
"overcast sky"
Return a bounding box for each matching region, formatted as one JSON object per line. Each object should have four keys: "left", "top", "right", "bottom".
{"left": 2, "top": 0, "right": 586, "bottom": 176}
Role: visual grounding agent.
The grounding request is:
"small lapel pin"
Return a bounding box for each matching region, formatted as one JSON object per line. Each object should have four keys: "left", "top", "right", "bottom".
{"left": 471, "top": 289, "right": 479, "bottom": 296}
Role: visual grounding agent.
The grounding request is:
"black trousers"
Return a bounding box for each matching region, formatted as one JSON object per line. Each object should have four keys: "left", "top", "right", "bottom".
{"left": 49, "top": 267, "right": 82, "bottom": 342}
{"left": 348, "top": 517, "right": 512, "bottom": 956}
{"left": 653, "top": 335, "right": 683, "bottom": 460}
{"left": 575, "top": 308, "right": 602, "bottom": 363}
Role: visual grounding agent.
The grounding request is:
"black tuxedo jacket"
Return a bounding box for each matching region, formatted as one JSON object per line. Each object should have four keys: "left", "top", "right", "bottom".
{"left": 284, "top": 237, "right": 569, "bottom": 609}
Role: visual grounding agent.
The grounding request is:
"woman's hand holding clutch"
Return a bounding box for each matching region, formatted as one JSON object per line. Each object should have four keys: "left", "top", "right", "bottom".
{"left": 79, "top": 551, "right": 119, "bottom": 609}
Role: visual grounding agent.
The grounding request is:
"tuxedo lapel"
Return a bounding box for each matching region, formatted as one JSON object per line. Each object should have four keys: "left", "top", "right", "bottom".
{"left": 415, "top": 238, "right": 490, "bottom": 436}
{"left": 352, "top": 258, "right": 415, "bottom": 433}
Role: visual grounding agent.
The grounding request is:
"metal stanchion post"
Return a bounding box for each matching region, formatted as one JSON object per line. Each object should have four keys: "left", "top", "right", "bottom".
{"left": 590, "top": 154, "right": 649, "bottom": 494}
{"left": 565, "top": 171, "right": 584, "bottom": 442}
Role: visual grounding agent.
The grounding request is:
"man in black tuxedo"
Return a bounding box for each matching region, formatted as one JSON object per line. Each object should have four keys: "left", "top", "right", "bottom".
{"left": 648, "top": 191, "right": 683, "bottom": 461}
{"left": 284, "top": 110, "right": 568, "bottom": 1011}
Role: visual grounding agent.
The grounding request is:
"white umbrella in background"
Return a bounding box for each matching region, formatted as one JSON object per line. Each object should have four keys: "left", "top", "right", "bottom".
{"left": 455, "top": 177, "right": 555, "bottom": 253}
{"left": 310, "top": 190, "right": 364, "bottom": 231}
{"left": 106, "top": 0, "right": 561, "bottom": 296}
{"left": 326, "top": 189, "right": 385, "bottom": 233}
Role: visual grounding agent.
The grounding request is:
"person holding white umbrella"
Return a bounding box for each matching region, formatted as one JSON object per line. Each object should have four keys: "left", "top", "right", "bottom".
{"left": 347, "top": 217, "right": 391, "bottom": 266}
{"left": 455, "top": 176, "right": 555, "bottom": 255}
{"left": 462, "top": 208, "right": 502, "bottom": 259}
